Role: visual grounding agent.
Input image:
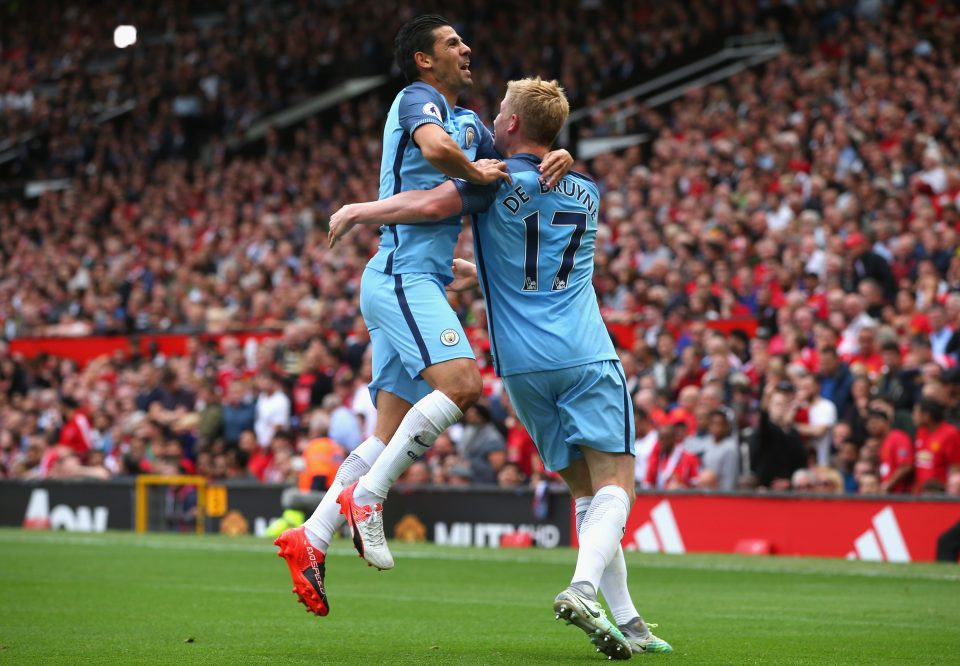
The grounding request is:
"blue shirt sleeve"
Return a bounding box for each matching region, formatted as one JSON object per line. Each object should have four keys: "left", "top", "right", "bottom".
{"left": 398, "top": 84, "right": 446, "bottom": 138}
{"left": 475, "top": 124, "right": 499, "bottom": 159}
{"left": 454, "top": 179, "right": 500, "bottom": 215}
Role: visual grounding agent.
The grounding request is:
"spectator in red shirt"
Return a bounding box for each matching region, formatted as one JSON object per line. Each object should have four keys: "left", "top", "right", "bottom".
{"left": 504, "top": 414, "right": 540, "bottom": 480}
{"left": 645, "top": 419, "right": 700, "bottom": 490}
{"left": 913, "top": 399, "right": 960, "bottom": 494}
{"left": 847, "top": 327, "right": 884, "bottom": 377}
{"left": 866, "top": 409, "right": 913, "bottom": 494}
{"left": 58, "top": 397, "right": 92, "bottom": 460}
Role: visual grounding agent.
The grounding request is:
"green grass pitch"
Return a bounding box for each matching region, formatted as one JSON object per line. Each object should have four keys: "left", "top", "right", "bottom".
{"left": 0, "top": 528, "right": 958, "bottom": 665}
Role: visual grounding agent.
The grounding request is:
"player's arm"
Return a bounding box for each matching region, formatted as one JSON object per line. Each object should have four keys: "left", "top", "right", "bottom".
{"left": 329, "top": 176, "right": 499, "bottom": 247}
{"left": 328, "top": 182, "right": 463, "bottom": 247}
{"left": 413, "top": 123, "right": 509, "bottom": 185}
{"left": 474, "top": 122, "right": 573, "bottom": 188}
{"left": 539, "top": 149, "right": 573, "bottom": 188}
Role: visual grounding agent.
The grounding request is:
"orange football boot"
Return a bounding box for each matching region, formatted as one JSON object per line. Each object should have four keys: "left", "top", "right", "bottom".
{"left": 274, "top": 526, "right": 329, "bottom": 616}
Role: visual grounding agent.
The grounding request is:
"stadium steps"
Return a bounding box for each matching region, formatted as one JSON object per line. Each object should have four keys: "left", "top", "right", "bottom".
{"left": 565, "top": 33, "right": 785, "bottom": 159}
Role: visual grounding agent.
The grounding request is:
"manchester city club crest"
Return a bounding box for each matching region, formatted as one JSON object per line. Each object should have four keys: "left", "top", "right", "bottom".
{"left": 464, "top": 126, "right": 475, "bottom": 149}
{"left": 440, "top": 329, "right": 460, "bottom": 346}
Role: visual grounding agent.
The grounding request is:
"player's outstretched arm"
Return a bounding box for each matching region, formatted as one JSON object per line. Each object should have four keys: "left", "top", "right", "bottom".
{"left": 328, "top": 182, "right": 463, "bottom": 248}
{"left": 539, "top": 148, "right": 574, "bottom": 188}
{"left": 414, "top": 124, "right": 511, "bottom": 185}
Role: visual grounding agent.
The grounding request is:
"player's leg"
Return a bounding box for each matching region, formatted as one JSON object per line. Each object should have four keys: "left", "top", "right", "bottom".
{"left": 551, "top": 448, "right": 634, "bottom": 660}
{"left": 353, "top": 356, "right": 479, "bottom": 501}
{"left": 341, "top": 272, "right": 478, "bottom": 568}
{"left": 561, "top": 460, "right": 644, "bottom": 642}
{"left": 275, "top": 379, "right": 403, "bottom": 617}
{"left": 275, "top": 269, "right": 416, "bottom": 611}
{"left": 503, "top": 370, "right": 629, "bottom": 658}
{"left": 571, "top": 447, "right": 635, "bottom": 592}
{"left": 557, "top": 360, "right": 671, "bottom": 654}
{"left": 301, "top": 388, "right": 408, "bottom": 552}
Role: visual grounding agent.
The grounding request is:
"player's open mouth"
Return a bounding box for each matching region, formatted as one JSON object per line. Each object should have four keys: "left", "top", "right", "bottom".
{"left": 460, "top": 62, "right": 470, "bottom": 73}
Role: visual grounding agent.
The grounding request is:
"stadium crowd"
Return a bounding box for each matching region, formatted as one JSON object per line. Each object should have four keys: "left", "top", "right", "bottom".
{"left": 2, "top": 1, "right": 960, "bottom": 497}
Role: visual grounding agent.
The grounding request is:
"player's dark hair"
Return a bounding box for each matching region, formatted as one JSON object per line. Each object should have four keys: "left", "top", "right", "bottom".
{"left": 394, "top": 14, "right": 451, "bottom": 83}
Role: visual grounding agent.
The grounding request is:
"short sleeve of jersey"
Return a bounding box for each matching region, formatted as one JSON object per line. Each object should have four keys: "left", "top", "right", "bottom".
{"left": 891, "top": 431, "right": 914, "bottom": 466}
{"left": 454, "top": 179, "right": 500, "bottom": 215}
{"left": 475, "top": 123, "right": 498, "bottom": 160}
{"left": 398, "top": 85, "right": 446, "bottom": 137}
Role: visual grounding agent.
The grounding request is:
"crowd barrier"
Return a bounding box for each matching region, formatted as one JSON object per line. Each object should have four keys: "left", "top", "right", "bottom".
{"left": 6, "top": 320, "right": 759, "bottom": 367}
{"left": 2, "top": 479, "right": 957, "bottom": 562}
{"left": 7, "top": 330, "right": 283, "bottom": 366}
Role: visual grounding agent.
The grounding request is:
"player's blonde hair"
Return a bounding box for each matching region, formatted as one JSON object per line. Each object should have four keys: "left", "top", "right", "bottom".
{"left": 505, "top": 77, "right": 569, "bottom": 147}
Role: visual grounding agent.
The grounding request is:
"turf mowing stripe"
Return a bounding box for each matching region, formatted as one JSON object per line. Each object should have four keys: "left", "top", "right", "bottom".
{"left": 2, "top": 530, "right": 958, "bottom": 582}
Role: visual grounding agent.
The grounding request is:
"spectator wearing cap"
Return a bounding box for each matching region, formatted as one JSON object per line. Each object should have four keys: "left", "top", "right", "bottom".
{"left": 644, "top": 418, "right": 699, "bottom": 490}
{"left": 844, "top": 232, "right": 896, "bottom": 302}
{"left": 750, "top": 382, "right": 807, "bottom": 490}
{"left": 912, "top": 399, "right": 960, "bottom": 494}
{"left": 866, "top": 408, "right": 913, "bottom": 494}
{"left": 459, "top": 403, "right": 506, "bottom": 485}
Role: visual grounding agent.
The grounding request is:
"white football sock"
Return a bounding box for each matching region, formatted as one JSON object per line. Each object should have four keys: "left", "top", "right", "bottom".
{"left": 576, "top": 496, "right": 641, "bottom": 626}
{"left": 571, "top": 485, "right": 631, "bottom": 591}
{"left": 303, "top": 436, "right": 385, "bottom": 552}
{"left": 355, "top": 390, "right": 461, "bottom": 501}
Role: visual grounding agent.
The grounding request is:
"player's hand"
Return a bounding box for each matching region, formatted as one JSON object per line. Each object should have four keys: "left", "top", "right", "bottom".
{"left": 447, "top": 258, "right": 479, "bottom": 292}
{"left": 469, "top": 159, "right": 511, "bottom": 186}
{"left": 539, "top": 148, "right": 573, "bottom": 188}
{"left": 328, "top": 204, "right": 359, "bottom": 248}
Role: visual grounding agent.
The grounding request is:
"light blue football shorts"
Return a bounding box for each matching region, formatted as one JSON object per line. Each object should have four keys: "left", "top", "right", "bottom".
{"left": 502, "top": 360, "right": 635, "bottom": 473}
{"left": 360, "top": 267, "right": 475, "bottom": 406}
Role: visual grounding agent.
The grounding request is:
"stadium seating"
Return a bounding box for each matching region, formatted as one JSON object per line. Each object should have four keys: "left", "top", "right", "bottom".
{"left": 1, "top": 0, "right": 959, "bottom": 499}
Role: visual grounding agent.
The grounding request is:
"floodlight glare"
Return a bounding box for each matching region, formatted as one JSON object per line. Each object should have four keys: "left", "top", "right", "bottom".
{"left": 114, "top": 26, "right": 137, "bottom": 49}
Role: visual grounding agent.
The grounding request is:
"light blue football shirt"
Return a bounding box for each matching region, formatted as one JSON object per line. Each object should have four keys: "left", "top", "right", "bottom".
{"left": 366, "top": 81, "right": 495, "bottom": 281}
{"left": 456, "top": 153, "right": 618, "bottom": 377}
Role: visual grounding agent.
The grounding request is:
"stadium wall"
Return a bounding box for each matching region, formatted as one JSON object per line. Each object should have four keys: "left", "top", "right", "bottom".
{"left": 7, "top": 331, "right": 283, "bottom": 366}
{"left": 2, "top": 480, "right": 957, "bottom": 562}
